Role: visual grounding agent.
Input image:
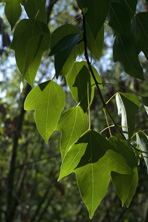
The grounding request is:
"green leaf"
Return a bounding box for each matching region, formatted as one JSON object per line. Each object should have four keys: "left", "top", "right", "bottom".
{"left": 66, "top": 61, "right": 102, "bottom": 111}
{"left": 4, "top": 0, "right": 21, "bottom": 29}
{"left": 56, "top": 106, "right": 88, "bottom": 159}
{"left": 142, "top": 97, "right": 148, "bottom": 114}
{"left": 120, "top": 0, "right": 137, "bottom": 17}
{"left": 50, "top": 24, "right": 83, "bottom": 76}
{"left": 115, "top": 93, "right": 139, "bottom": 139}
{"left": 21, "top": 0, "right": 46, "bottom": 23}
{"left": 113, "top": 35, "right": 144, "bottom": 80}
{"left": 49, "top": 33, "right": 81, "bottom": 78}
{"left": 126, "top": 168, "right": 138, "bottom": 207}
{"left": 59, "top": 130, "right": 132, "bottom": 218}
{"left": 50, "top": 24, "right": 80, "bottom": 48}
{"left": 111, "top": 168, "right": 138, "bottom": 207}
{"left": 11, "top": 19, "right": 50, "bottom": 86}
{"left": 109, "top": 3, "right": 131, "bottom": 36}
{"left": 136, "top": 132, "right": 148, "bottom": 172}
{"left": 77, "top": 0, "right": 110, "bottom": 38}
{"left": 109, "top": 137, "right": 138, "bottom": 206}
{"left": 87, "top": 25, "right": 104, "bottom": 60}
{"left": 109, "top": 137, "right": 138, "bottom": 168}
{"left": 131, "top": 12, "right": 148, "bottom": 60}
{"left": 24, "top": 81, "right": 65, "bottom": 143}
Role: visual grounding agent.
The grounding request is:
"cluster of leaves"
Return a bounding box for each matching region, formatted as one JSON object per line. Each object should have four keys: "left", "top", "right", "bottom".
{"left": 1, "top": 0, "right": 148, "bottom": 219}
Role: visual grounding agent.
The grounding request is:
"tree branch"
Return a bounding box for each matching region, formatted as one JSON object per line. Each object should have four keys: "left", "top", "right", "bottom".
{"left": 46, "top": 0, "right": 60, "bottom": 24}
{"left": 6, "top": 84, "right": 31, "bottom": 222}
{"left": 31, "top": 173, "right": 54, "bottom": 222}
{"left": 81, "top": 5, "right": 126, "bottom": 140}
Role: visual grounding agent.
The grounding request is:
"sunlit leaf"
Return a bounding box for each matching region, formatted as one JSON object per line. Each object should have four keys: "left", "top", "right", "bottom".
{"left": 59, "top": 130, "right": 132, "bottom": 218}
{"left": 24, "top": 81, "right": 65, "bottom": 143}
{"left": 56, "top": 106, "right": 88, "bottom": 158}
{"left": 66, "top": 61, "right": 102, "bottom": 111}
{"left": 131, "top": 12, "right": 148, "bottom": 60}
{"left": 4, "top": 0, "right": 21, "bottom": 29}
{"left": 113, "top": 35, "right": 144, "bottom": 80}
{"left": 11, "top": 19, "right": 50, "bottom": 86}
{"left": 115, "top": 93, "right": 139, "bottom": 139}
{"left": 21, "top": 0, "right": 46, "bottom": 23}
{"left": 136, "top": 132, "right": 148, "bottom": 172}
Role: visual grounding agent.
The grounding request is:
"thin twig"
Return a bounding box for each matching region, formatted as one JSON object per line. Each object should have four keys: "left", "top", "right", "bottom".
{"left": 81, "top": 5, "right": 126, "bottom": 140}
{"left": 81, "top": 1, "right": 148, "bottom": 157}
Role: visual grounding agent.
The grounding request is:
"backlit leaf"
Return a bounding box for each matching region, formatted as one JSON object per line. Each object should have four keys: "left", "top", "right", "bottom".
{"left": 59, "top": 130, "right": 132, "bottom": 218}
{"left": 24, "top": 81, "right": 65, "bottom": 143}
{"left": 11, "top": 19, "right": 50, "bottom": 86}
{"left": 66, "top": 61, "right": 102, "bottom": 111}
{"left": 56, "top": 106, "right": 88, "bottom": 158}
{"left": 115, "top": 93, "right": 139, "bottom": 139}
{"left": 113, "top": 35, "right": 144, "bottom": 80}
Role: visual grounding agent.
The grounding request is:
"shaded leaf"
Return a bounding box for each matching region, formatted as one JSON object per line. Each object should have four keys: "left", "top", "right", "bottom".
{"left": 115, "top": 93, "right": 139, "bottom": 139}
{"left": 109, "top": 137, "right": 138, "bottom": 206}
{"left": 142, "top": 96, "right": 148, "bottom": 114}
{"left": 111, "top": 168, "right": 138, "bottom": 207}
{"left": 66, "top": 61, "right": 102, "bottom": 111}
{"left": 56, "top": 106, "right": 88, "bottom": 158}
{"left": 136, "top": 132, "right": 148, "bottom": 172}
{"left": 50, "top": 24, "right": 83, "bottom": 76}
{"left": 24, "top": 81, "right": 65, "bottom": 143}
{"left": 126, "top": 168, "right": 138, "bottom": 207}
{"left": 131, "top": 12, "right": 148, "bottom": 60}
{"left": 120, "top": 0, "right": 137, "bottom": 17}
{"left": 77, "top": 0, "right": 110, "bottom": 38}
{"left": 49, "top": 33, "right": 81, "bottom": 78}
{"left": 21, "top": 0, "right": 46, "bottom": 23}
{"left": 11, "top": 19, "right": 50, "bottom": 86}
{"left": 113, "top": 35, "right": 144, "bottom": 80}
{"left": 109, "top": 136, "right": 138, "bottom": 168}
{"left": 87, "top": 25, "right": 104, "bottom": 60}
{"left": 4, "top": 0, "right": 21, "bottom": 29}
{"left": 59, "top": 130, "right": 132, "bottom": 218}
{"left": 109, "top": 2, "right": 131, "bottom": 36}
